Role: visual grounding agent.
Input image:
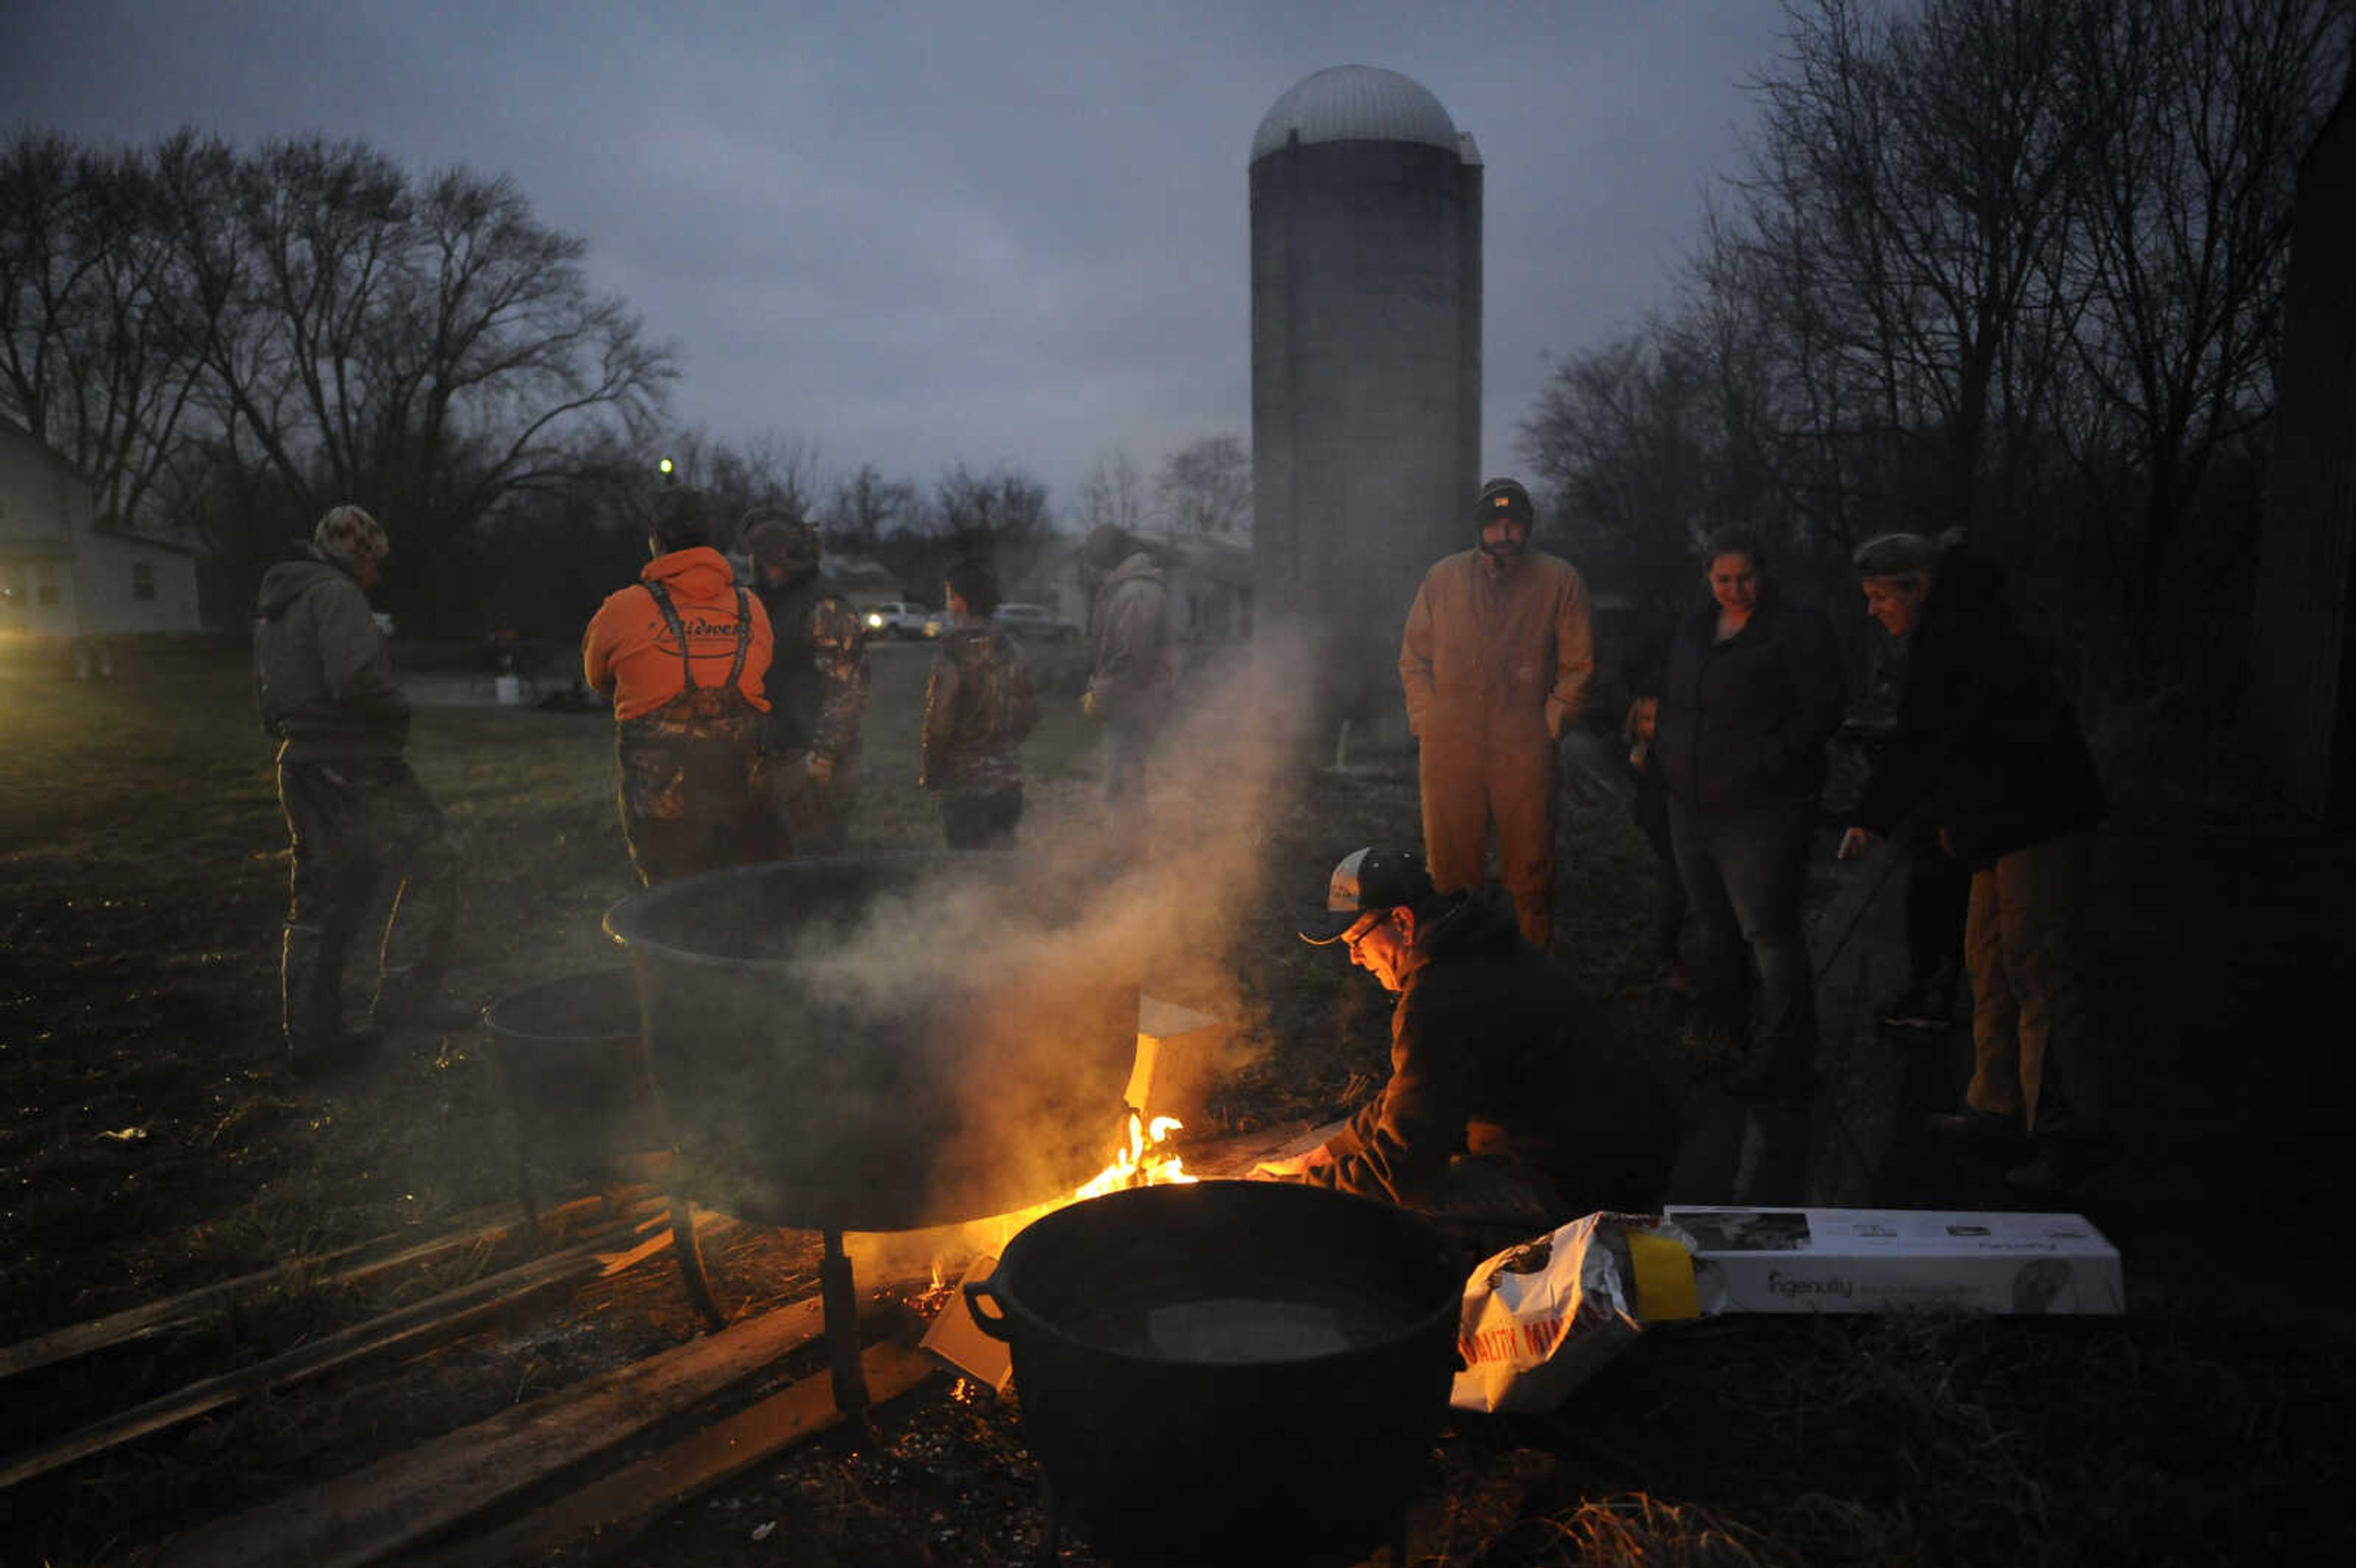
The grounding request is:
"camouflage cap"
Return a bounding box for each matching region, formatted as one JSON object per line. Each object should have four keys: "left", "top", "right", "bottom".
{"left": 312, "top": 505, "right": 390, "bottom": 566}
{"left": 742, "top": 507, "right": 821, "bottom": 572}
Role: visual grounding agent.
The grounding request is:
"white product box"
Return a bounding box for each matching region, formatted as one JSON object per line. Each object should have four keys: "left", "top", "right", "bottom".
{"left": 1663, "top": 1206, "right": 2123, "bottom": 1315}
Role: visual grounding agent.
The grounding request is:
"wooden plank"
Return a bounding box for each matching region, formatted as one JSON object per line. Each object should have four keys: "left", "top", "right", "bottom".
{"left": 0, "top": 1212, "right": 653, "bottom": 1493}
{"left": 414, "top": 1342, "right": 937, "bottom": 1568}
{"left": 157, "top": 1295, "right": 831, "bottom": 1568}
{"left": 0, "top": 1188, "right": 650, "bottom": 1384}
{"left": 1184, "top": 1117, "right": 1349, "bottom": 1178}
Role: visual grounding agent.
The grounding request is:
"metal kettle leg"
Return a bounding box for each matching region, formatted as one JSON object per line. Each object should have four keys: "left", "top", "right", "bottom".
{"left": 669, "top": 1192, "right": 728, "bottom": 1332}
{"left": 820, "top": 1228, "right": 872, "bottom": 1429}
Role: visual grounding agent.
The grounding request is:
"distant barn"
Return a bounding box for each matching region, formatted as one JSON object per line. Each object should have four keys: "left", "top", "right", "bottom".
{"left": 2247, "top": 61, "right": 2356, "bottom": 824}
{"left": 1249, "top": 65, "right": 1482, "bottom": 738}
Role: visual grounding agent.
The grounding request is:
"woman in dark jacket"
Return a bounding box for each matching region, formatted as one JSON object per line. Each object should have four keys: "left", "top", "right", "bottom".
{"left": 1653, "top": 531, "right": 1847, "bottom": 1096}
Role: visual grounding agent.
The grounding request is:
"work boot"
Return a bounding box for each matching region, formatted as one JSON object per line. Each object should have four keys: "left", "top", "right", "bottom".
{"left": 369, "top": 966, "right": 480, "bottom": 1036}
{"left": 2004, "top": 1138, "right": 2112, "bottom": 1197}
{"left": 1927, "top": 1107, "right": 2029, "bottom": 1146}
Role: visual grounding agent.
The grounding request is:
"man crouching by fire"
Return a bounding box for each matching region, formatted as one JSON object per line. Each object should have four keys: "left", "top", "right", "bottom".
{"left": 583, "top": 488, "right": 783, "bottom": 885}
{"left": 1257, "top": 847, "right": 1677, "bottom": 1239}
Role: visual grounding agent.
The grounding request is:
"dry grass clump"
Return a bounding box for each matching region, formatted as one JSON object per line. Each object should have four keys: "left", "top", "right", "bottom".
{"left": 1520, "top": 1491, "right": 1796, "bottom": 1566}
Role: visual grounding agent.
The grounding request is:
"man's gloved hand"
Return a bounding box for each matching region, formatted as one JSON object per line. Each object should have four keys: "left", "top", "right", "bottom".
{"left": 1080, "top": 690, "right": 1101, "bottom": 721}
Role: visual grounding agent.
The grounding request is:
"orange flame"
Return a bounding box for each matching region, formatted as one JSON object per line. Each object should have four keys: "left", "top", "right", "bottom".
{"left": 958, "top": 1111, "right": 1196, "bottom": 1260}
{"left": 1072, "top": 1113, "right": 1195, "bottom": 1200}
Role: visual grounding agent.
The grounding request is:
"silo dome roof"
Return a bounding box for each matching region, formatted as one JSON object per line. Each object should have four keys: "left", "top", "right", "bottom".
{"left": 1250, "top": 65, "right": 1461, "bottom": 162}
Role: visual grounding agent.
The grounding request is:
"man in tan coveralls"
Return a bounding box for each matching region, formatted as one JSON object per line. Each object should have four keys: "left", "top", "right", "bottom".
{"left": 1399, "top": 477, "right": 1595, "bottom": 952}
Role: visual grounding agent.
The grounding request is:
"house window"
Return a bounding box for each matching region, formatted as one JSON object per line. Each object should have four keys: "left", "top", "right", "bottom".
{"left": 37, "top": 564, "right": 60, "bottom": 605}
{"left": 132, "top": 561, "right": 156, "bottom": 602}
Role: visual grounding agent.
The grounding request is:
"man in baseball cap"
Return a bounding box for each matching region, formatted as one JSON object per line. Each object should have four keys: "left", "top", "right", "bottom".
{"left": 1298, "top": 845, "right": 1436, "bottom": 945}
{"left": 1263, "top": 845, "right": 1677, "bottom": 1236}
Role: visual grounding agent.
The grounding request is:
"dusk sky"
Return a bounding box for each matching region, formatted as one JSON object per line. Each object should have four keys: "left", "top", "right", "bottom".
{"left": 6, "top": 1, "right": 1794, "bottom": 518}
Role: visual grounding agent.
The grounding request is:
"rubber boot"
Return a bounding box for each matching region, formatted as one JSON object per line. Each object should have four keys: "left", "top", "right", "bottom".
{"left": 282, "top": 923, "right": 370, "bottom": 1072}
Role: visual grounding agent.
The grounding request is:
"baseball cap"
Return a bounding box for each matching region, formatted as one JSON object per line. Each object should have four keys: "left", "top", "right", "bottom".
{"left": 1299, "top": 845, "right": 1436, "bottom": 944}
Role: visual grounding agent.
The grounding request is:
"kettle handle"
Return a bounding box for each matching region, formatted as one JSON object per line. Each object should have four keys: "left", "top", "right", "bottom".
{"left": 963, "top": 1274, "right": 1013, "bottom": 1342}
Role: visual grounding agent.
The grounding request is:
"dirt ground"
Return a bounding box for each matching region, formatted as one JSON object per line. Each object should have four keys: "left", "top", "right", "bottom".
{"left": 2, "top": 636, "right": 2351, "bottom": 1566}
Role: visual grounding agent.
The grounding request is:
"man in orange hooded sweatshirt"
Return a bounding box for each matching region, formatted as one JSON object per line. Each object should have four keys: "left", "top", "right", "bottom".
{"left": 583, "top": 489, "right": 783, "bottom": 884}
{"left": 1399, "top": 477, "right": 1595, "bottom": 952}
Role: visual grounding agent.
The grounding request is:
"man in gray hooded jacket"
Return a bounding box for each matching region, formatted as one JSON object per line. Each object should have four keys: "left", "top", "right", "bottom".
{"left": 253, "top": 505, "right": 464, "bottom": 1070}
{"left": 1079, "top": 525, "right": 1172, "bottom": 861}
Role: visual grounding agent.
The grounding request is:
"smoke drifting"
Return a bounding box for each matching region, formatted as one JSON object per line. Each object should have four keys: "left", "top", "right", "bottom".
{"left": 607, "top": 627, "right": 1319, "bottom": 1274}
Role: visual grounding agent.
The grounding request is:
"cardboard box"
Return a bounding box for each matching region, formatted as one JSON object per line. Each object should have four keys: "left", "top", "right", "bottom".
{"left": 1663, "top": 1206, "right": 2123, "bottom": 1315}
{"left": 1125, "top": 996, "right": 1225, "bottom": 1129}
{"left": 918, "top": 1253, "right": 1015, "bottom": 1393}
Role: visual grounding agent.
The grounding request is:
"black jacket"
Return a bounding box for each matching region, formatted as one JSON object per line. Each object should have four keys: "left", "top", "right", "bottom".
{"left": 1855, "top": 546, "right": 2103, "bottom": 868}
{"left": 1654, "top": 583, "right": 1846, "bottom": 816}
{"left": 1309, "top": 889, "right": 1675, "bottom": 1216}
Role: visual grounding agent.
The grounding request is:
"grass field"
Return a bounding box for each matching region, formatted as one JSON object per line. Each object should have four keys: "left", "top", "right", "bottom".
{"left": 2, "top": 632, "right": 2351, "bottom": 1565}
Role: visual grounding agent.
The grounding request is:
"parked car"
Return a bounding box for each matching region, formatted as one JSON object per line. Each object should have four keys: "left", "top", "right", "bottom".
{"left": 861, "top": 601, "right": 936, "bottom": 640}
{"left": 991, "top": 602, "right": 1080, "bottom": 643}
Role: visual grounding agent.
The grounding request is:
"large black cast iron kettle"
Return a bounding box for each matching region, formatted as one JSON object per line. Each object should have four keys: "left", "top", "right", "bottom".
{"left": 964, "top": 1180, "right": 1466, "bottom": 1567}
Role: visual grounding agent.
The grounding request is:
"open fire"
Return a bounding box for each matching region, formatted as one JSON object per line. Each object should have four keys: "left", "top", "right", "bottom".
{"left": 919, "top": 1111, "right": 1196, "bottom": 1297}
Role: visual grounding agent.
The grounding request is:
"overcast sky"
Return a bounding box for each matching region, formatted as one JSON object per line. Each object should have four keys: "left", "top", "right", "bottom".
{"left": 6, "top": 0, "right": 1793, "bottom": 520}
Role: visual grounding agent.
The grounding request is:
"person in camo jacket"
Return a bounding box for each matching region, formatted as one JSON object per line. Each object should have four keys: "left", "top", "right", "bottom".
{"left": 740, "top": 506, "right": 872, "bottom": 858}
{"left": 253, "top": 504, "right": 467, "bottom": 1072}
{"left": 920, "top": 555, "right": 1040, "bottom": 849}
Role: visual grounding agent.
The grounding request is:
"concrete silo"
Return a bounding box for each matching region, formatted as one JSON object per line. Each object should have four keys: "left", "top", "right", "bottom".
{"left": 1250, "top": 64, "right": 1482, "bottom": 737}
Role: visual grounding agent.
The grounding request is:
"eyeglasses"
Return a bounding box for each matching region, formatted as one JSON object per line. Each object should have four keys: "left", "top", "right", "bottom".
{"left": 1341, "top": 913, "right": 1386, "bottom": 956}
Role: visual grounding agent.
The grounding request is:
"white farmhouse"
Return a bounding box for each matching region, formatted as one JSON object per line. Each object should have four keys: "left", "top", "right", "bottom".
{"left": 0, "top": 418, "right": 204, "bottom": 667}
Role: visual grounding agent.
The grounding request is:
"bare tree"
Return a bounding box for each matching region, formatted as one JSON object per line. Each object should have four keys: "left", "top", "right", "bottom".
{"left": 1076, "top": 444, "right": 1146, "bottom": 536}
{"left": 2058, "top": 0, "right": 2352, "bottom": 648}
{"left": 0, "top": 133, "right": 215, "bottom": 532}
{"left": 934, "top": 461, "right": 1052, "bottom": 550}
{"left": 1736, "top": 0, "right": 2093, "bottom": 536}
{"left": 822, "top": 461, "right": 920, "bottom": 553}
{"left": 147, "top": 137, "right": 673, "bottom": 629}
{"left": 1153, "top": 434, "right": 1251, "bottom": 540}
{"left": 1520, "top": 330, "right": 1722, "bottom": 620}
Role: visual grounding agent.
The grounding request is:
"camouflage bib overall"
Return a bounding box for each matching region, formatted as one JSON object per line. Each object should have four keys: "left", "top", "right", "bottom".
{"left": 615, "top": 580, "right": 780, "bottom": 884}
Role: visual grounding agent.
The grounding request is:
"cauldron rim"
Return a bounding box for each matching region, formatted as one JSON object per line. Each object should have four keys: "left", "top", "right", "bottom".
{"left": 982, "top": 1180, "right": 1466, "bottom": 1369}
{"left": 601, "top": 849, "right": 1028, "bottom": 970}
{"left": 479, "top": 966, "right": 643, "bottom": 1045}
